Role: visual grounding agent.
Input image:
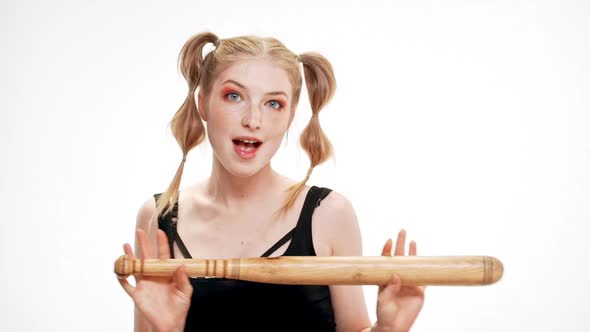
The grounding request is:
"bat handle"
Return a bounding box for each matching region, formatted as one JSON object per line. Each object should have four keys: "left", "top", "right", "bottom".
{"left": 114, "top": 255, "right": 239, "bottom": 279}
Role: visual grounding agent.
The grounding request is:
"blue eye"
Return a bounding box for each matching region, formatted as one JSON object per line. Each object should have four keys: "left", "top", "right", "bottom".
{"left": 226, "top": 92, "right": 241, "bottom": 102}
{"left": 267, "top": 100, "right": 283, "bottom": 110}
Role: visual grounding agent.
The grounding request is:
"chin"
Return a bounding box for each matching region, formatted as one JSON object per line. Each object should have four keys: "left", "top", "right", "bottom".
{"left": 215, "top": 153, "right": 270, "bottom": 178}
{"left": 226, "top": 164, "right": 266, "bottom": 178}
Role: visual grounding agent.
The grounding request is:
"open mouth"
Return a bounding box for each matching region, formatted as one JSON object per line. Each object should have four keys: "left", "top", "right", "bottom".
{"left": 232, "top": 137, "right": 263, "bottom": 159}
{"left": 232, "top": 138, "right": 263, "bottom": 149}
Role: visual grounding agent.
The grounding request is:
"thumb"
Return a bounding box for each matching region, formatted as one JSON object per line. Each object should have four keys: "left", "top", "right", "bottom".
{"left": 380, "top": 274, "right": 402, "bottom": 297}
{"left": 173, "top": 265, "right": 193, "bottom": 296}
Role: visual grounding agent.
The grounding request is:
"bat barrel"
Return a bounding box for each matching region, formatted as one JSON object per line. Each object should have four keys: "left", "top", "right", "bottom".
{"left": 237, "top": 256, "right": 503, "bottom": 286}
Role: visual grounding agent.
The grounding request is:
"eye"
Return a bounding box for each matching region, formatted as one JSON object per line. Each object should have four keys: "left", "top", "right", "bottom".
{"left": 267, "top": 100, "right": 284, "bottom": 110}
{"left": 225, "top": 92, "right": 241, "bottom": 102}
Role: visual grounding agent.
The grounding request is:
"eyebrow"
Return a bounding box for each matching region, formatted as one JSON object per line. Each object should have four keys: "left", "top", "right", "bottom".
{"left": 221, "top": 79, "right": 288, "bottom": 98}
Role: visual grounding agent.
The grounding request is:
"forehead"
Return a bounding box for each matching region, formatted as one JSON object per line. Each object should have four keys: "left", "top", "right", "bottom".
{"left": 214, "top": 58, "right": 292, "bottom": 96}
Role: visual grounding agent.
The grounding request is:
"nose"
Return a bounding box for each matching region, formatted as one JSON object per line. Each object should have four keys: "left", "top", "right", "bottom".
{"left": 241, "top": 104, "right": 262, "bottom": 130}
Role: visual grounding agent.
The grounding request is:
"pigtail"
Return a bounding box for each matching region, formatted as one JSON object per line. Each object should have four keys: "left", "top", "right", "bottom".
{"left": 280, "top": 52, "right": 336, "bottom": 213}
{"left": 150, "top": 32, "right": 219, "bottom": 229}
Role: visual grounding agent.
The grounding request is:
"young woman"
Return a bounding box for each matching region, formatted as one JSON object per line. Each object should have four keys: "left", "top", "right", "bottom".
{"left": 118, "top": 31, "right": 425, "bottom": 332}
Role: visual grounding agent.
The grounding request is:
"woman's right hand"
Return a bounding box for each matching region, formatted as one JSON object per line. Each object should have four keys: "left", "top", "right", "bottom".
{"left": 118, "top": 229, "right": 193, "bottom": 332}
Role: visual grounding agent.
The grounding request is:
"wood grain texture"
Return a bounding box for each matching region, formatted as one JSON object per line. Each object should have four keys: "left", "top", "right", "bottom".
{"left": 114, "top": 255, "right": 503, "bottom": 286}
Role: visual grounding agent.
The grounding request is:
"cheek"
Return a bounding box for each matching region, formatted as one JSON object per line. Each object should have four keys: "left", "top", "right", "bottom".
{"left": 207, "top": 103, "right": 239, "bottom": 130}
{"left": 266, "top": 112, "right": 291, "bottom": 134}
{"left": 206, "top": 115, "right": 233, "bottom": 146}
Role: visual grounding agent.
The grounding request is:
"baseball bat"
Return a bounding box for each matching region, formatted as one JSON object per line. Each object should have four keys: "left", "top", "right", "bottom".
{"left": 114, "top": 255, "right": 503, "bottom": 286}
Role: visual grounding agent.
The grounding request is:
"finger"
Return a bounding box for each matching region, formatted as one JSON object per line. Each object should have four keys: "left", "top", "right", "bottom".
{"left": 173, "top": 265, "right": 194, "bottom": 296}
{"left": 157, "top": 230, "right": 171, "bottom": 259}
{"left": 381, "top": 238, "right": 393, "bottom": 256}
{"left": 408, "top": 240, "right": 423, "bottom": 291}
{"left": 118, "top": 277, "right": 135, "bottom": 298}
{"left": 136, "top": 229, "right": 154, "bottom": 258}
{"left": 409, "top": 240, "right": 417, "bottom": 256}
{"left": 394, "top": 229, "right": 406, "bottom": 256}
{"left": 124, "top": 243, "right": 136, "bottom": 260}
{"left": 124, "top": 243, "right": 142, "bottom": 281}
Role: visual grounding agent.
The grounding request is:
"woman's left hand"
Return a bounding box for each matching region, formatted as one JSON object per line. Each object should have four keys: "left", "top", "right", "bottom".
{"left": 373, "top": 229, "right": 425, "bottom": 332}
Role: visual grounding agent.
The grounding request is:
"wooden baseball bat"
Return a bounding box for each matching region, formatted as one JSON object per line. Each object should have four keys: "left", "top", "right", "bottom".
{"left": 114, "top": 255, "right": 503, "bottom": 286}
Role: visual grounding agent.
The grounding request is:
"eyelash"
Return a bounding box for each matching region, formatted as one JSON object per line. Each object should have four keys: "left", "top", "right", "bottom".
{"left": 225, "top": 92, "right": 284, "bottom": 110}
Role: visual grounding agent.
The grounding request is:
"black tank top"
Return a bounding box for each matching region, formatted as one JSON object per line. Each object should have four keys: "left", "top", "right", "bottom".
{"left": 155, "top": 186, "right": 336, "bottom": 332}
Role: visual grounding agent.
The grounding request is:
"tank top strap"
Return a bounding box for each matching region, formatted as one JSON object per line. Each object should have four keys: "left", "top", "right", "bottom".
{"left": 285, "top": 186, "right": 333, "bottom": 256}
{"left": 260, "top": 227, "right": 296, "bottom": 257}
{"left": 153, "top": 193, "right": 192, "bottom": 259}
{"left": 153, "top": 186, "right": 332, "bottom": 259}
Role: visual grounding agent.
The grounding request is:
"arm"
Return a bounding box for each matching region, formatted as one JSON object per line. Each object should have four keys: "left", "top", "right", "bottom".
{"left": 313, "top": 191, "right": 424, "bottom": 332}
{"left": 311, "top": 191, "right": 373, "bottom": 332}
{"left": 133, "top": 198, "right": 158, "bottom": 332}
{"left": 120, "top": 197, "right": 192, "bottom": 332}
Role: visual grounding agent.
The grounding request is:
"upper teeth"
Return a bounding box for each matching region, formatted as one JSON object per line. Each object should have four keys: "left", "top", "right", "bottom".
{"left": 242, "top": 140, "right": 258, "bottom": 143}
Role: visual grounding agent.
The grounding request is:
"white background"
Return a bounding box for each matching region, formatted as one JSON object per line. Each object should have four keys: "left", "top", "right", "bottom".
{"left": 1, "top": 0, "right": 589, "bottom": 331}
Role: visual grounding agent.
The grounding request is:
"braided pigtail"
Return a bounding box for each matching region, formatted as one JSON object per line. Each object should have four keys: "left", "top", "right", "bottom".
{"left": 280, "top": 52, "right": 336, "bottom": 213}
{"left": 150, "top": 32, "right": 219, "bottom": 229}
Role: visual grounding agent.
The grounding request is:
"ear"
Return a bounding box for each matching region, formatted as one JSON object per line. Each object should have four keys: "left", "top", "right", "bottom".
{"left": 197, "top": 93, "right": 208, "bottom": 122}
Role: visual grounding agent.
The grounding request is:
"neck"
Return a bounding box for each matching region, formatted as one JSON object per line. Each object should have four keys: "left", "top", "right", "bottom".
{"left": 207, "top": 157, "right": 282, "bottom": 207}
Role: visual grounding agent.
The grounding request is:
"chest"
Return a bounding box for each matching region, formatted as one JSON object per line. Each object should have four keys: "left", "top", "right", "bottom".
{"left": 171, "top": 201, "right": 330, "bottom": 259}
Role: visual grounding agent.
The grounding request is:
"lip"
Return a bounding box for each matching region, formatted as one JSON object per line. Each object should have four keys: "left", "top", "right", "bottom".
{"left": 232, "top": 136, "right": 263, "bottom": 159}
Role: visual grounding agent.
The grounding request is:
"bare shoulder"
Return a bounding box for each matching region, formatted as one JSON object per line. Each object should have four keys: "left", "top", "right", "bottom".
{"left": 135, "top": 196, "right": 157, "bottom": 232}
{"left": 312, "top": 189, "right": 363, "bottom": 256}
{"left": 314, "top": 189, "right": 357, "bottom": 221}
{"left": 126, "top": 195, "right": 159, "bottom": 254}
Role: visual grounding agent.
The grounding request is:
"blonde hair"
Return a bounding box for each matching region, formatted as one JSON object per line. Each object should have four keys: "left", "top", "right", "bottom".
{"left": 152, "top": 31, "right": 336, "bottom": 225}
